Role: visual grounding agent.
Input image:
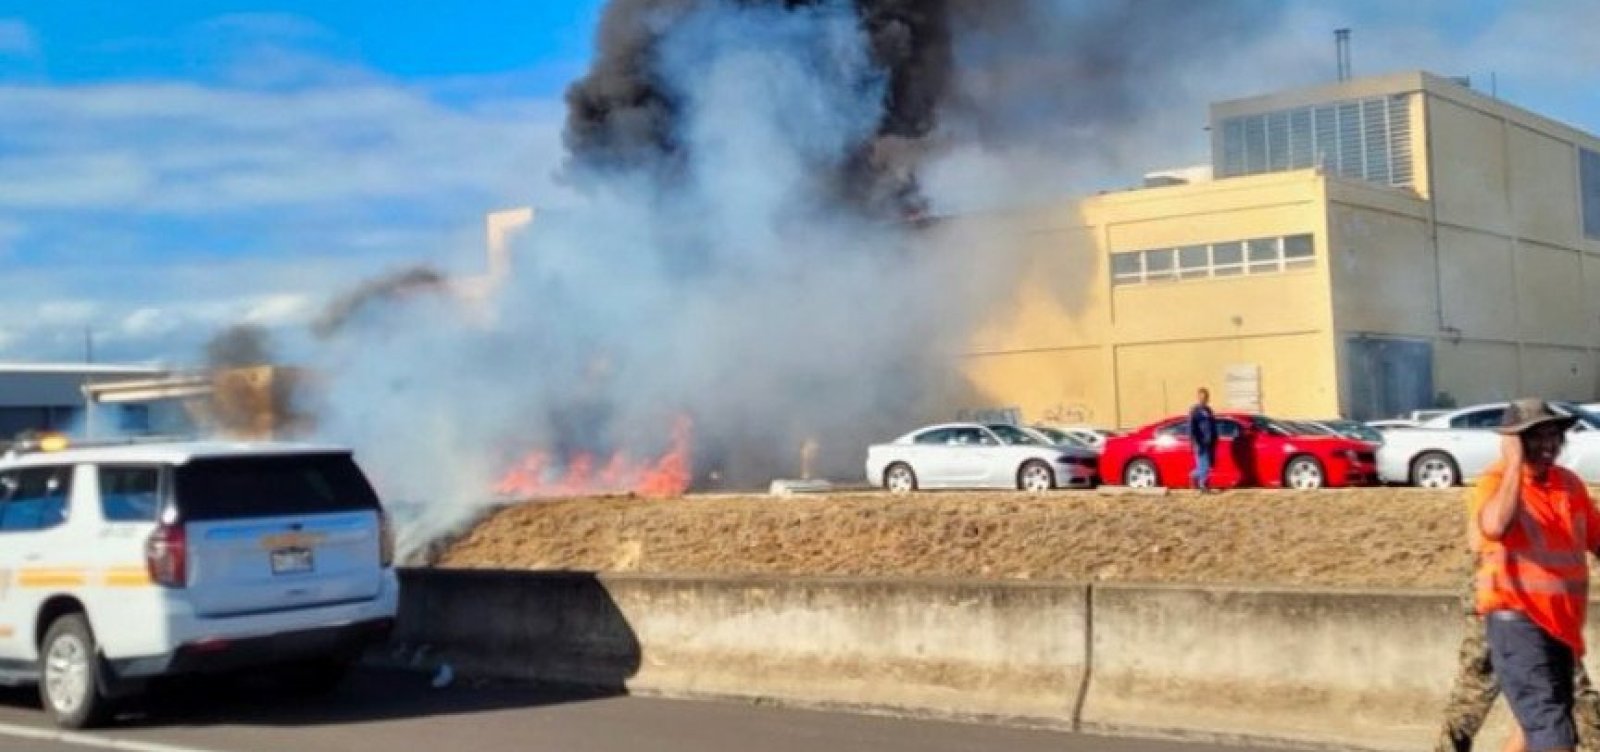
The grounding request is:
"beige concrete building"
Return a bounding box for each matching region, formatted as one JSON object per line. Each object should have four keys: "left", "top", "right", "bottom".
{"left": 960, "top": 70, "right": 1600, "bottom": 428}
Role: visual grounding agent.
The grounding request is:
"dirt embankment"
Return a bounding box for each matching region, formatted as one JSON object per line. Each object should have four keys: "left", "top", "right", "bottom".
{"left": 437, "top": 487, "right": 1493, "bottom": 590}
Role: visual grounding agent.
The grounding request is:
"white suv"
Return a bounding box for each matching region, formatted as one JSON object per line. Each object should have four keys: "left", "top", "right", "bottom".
{"left": 0, "top": 441, "right": 399, "bottom": 728}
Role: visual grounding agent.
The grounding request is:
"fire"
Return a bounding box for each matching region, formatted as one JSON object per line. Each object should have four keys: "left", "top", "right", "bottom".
{"left": 495, "top": 416, "right": 692, "bottom": 499}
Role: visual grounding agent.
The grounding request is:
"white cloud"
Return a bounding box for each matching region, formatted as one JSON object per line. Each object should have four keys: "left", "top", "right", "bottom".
{"left": 0, "top": 19, "right": 36, "bottom": 58}
{"left": 36, "top": 301, "right": 100, "bottom": 327}
{"left": 119, "top": 307, "right": 178, "bottom": 338}
{"left": 0, "top": 83, "right": 570, "bottom": 213}
{"left": 0, "top": 19, "right": 580, "bottom": 363}
{"left": 242, "top": 294, "right": 313, "bottom": 326}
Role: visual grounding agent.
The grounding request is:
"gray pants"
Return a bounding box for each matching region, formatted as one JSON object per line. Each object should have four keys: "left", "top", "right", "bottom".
{"left": 1487, "top": 611, "right": 1578, "bottom": 751}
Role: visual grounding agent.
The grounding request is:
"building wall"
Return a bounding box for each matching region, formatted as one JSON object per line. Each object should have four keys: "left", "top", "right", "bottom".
{"left": 960, "top": 172, "right": 1339, "bottom": 429}
{"left": 1315, "top": 75, "right": 1600, "bottom": 415}
{"left": 964, "top": 74, "right": 1600, "bottom": 427}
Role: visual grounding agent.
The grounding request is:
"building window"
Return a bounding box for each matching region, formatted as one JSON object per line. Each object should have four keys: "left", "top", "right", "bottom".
{"left": 1219, "top": 94, "right": 1413, "bottom": 189}
{"left": 1111, "top": 252, "right": 1142, "bottom": 284}
{"left": 1212, "top": 241, "right": 1244, "bottom": 277}
{"left": 1177, "top": 245, "right": 1209, "bottom": 279}
{"left": 1111, "top": 234, "right": 1315, "bottom": 286}
{"left": 1144, "top": 249, "right": 1175, "bottom": 282}
{"left": 1246, "top": 238, "right": 1280, "bottom": 273}
{"left": 1283, "top": 234, "right": 1316, "bottom": 269}
{"left": 1583, "top": 147, "right": 1600, "bottom": 241}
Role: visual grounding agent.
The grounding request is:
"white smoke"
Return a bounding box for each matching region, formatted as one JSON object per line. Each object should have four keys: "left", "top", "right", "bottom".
{"left": 309, "top": 0, "right": 1019, "bottom": 561}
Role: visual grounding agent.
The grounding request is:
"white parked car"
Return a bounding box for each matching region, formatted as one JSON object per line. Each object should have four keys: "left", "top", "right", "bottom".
{"left": 0, "top": 440, "right": 398, "bottom": 728}
{"left": 1032, "top": 424, "right": 1116, "bottom": 451}
{"left": 1377, "top": 401, "right": 1600, "bottom": 487}
{"left": 1026, "top": 425, "right": 1099, "bottom": 452}
{"left": 1366, "top": 419, "right": 1419, "bottom": 432}
{"left": 865, "top": 422, "right": 1099, "bottom": 493}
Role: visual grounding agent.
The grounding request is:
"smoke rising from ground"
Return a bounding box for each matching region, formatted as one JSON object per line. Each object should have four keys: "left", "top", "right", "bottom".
{"left": 304, "top": 0, "right": 1283, "bottom": 560}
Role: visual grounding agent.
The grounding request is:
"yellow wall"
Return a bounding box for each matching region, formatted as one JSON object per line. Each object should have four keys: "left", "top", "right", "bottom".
{"left": 1113, "top": 333, "right": 1336, "bottom": 426}
{"left": 959, "top": 172, "right": 1338, "bottom": 429}
{"left": 962, "top": 348, "right": 1111, "bottom": 427}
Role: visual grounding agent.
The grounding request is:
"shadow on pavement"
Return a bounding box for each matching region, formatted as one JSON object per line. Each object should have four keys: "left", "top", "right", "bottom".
{"left": 124, "top": 667, "right": 625, "bottom": 728}
{"left": 0, "top": 570, "right": 644, "bottom": 730}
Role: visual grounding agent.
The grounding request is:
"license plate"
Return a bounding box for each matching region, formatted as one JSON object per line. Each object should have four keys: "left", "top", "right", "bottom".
{"left": 270, "top": 547, "right": 314, "bottom": 575}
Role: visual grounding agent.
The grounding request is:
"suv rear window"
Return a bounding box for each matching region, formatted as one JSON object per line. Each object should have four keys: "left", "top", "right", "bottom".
{"left": 174, "top": 454, "right": 380, "bottom": 522}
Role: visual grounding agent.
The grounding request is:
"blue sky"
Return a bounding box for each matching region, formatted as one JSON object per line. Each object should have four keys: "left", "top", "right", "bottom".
{"left": 0, "top": 0, "right": 1596, "bottom": 364}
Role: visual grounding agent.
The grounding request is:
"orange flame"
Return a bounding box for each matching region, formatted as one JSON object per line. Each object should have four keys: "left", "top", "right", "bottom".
{"left": 495, "top": 416, "right": 693, "bottom": 499}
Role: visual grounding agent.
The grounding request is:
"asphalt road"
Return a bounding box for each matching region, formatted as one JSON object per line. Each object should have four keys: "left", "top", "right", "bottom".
{"left": 0, "top": 669, "right": 1299, "bottom": 752}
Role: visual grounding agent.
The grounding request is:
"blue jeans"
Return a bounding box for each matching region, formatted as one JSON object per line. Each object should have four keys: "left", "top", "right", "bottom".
{"left": 1191, "top": 445, "right": 1214, "bottom": 489}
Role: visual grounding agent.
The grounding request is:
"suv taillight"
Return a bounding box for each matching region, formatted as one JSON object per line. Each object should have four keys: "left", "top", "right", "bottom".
{"left": 146, "top": 524, "right": 188, "bottom": 588}
{"left": 379, "top": 511, "right": 395, "bottom": 568}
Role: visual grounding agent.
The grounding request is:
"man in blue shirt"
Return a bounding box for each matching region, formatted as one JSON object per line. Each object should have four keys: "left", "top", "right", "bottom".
{"left": 1188, "top": 387, "right": 1217, "bottom": 491}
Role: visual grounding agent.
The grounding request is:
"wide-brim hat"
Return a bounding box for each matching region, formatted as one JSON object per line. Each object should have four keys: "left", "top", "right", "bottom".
{"left": 1496, "top": 398, "right": 1579, "bottom": 435}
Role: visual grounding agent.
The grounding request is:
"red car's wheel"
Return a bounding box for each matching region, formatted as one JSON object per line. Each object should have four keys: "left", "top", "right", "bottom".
{"left": 1123, "top": 458, "right": 1161, "bottom": 488}
{"left": 1283, "top": 456, "right": 1326, "bottom": 489}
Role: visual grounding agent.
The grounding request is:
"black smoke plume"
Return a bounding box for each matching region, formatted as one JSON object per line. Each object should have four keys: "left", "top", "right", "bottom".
{"left": 311, "top": 266, "right": 449, "bottom": 339}
{"left": 565, "top": 0, "right": 954, "bottom": 217}
{"left": 565, "top": 0, "right": 1279, "bottom": 216}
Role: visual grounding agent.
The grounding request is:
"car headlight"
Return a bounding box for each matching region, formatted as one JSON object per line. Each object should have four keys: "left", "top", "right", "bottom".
{"left": 1340, "top": 449, "right": 1360, "bottom": 461}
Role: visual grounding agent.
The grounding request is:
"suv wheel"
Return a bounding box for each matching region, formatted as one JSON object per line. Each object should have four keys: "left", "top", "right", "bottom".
{"left": 40, "top": 613, "right": 111, "bottom": 729}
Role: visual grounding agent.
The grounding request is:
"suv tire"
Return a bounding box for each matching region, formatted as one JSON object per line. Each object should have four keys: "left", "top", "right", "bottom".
{"left": 39, "top": 613, "right": 112, "bottom": 729}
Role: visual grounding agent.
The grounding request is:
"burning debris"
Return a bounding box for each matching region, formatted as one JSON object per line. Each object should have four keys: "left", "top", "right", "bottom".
{"left": 495, "top": 416, "right": 693, "bottom": 499}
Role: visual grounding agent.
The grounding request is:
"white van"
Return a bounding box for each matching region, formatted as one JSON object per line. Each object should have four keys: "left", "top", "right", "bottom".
{"left": 0, "top": 441, "right": 399, "bottom": 728}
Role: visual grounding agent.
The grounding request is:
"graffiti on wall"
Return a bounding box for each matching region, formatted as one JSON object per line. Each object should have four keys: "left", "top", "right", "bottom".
{"left": 1039, "top": 403, "right": 1092, "bottom": 425}
{"left": 958, "top": 403, "right": 1095, "bottom": 426}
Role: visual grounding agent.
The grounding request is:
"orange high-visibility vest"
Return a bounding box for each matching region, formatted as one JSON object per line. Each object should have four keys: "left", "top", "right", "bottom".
{"left": 1474, "top": 462, "right": 1600, "bottom": 656}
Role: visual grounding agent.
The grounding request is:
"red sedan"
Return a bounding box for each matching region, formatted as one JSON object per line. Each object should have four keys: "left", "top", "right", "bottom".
{"left": 1100, "top": 412, "right": 1379, "bottom": 489}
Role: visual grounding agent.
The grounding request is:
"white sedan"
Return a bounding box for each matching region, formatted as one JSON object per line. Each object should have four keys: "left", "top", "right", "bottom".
{"left": 1032, "top": 424, "right": 1116, "bottom": 451}
{"left": 865, "top": 422, "right": 1100, "bottom": 493}
{"left": 1377, "top": 401, "right": 1600, "bottom": 487}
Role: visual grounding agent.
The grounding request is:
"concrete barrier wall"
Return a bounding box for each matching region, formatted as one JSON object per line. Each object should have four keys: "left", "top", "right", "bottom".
{"left": 1080, "top": 585, "right": 1465, "bottom": 750}
{"left": 392, "top": 570, "right": 1554, "bottom": 750}
{"left": 395, "top": 570, "right": 1089, "bottom": 725}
